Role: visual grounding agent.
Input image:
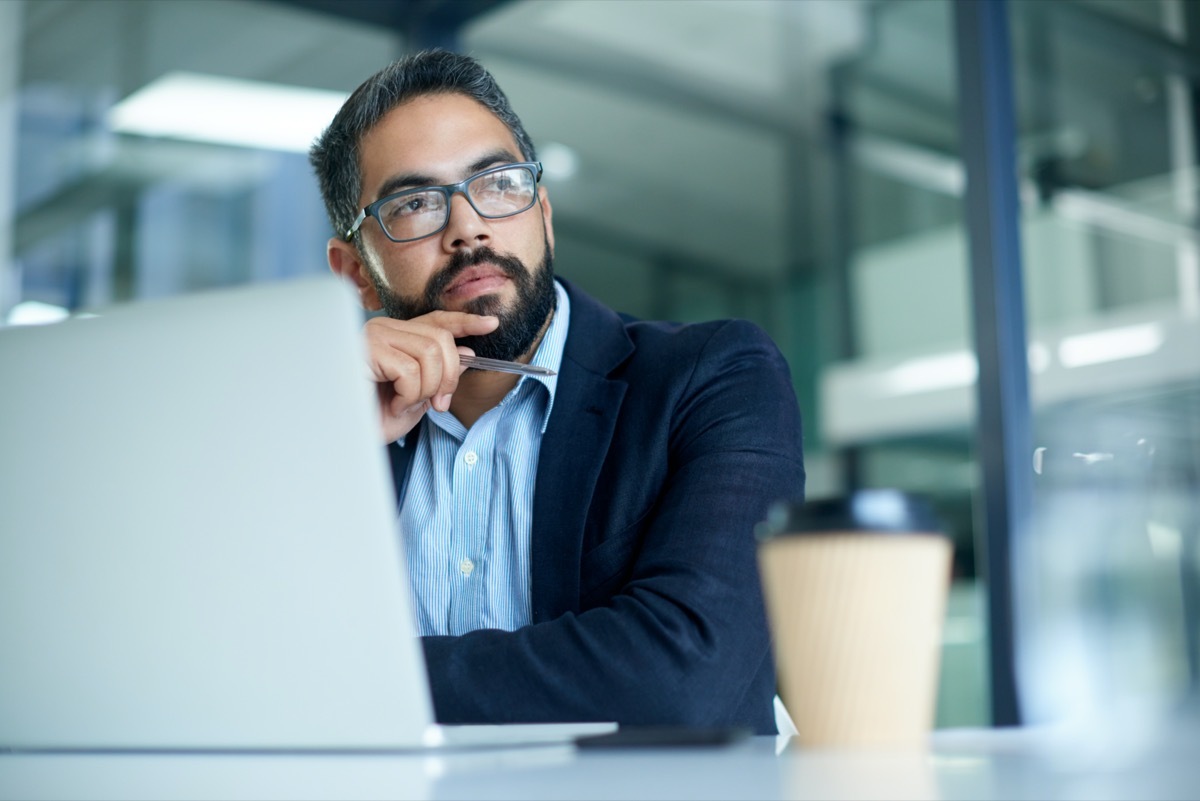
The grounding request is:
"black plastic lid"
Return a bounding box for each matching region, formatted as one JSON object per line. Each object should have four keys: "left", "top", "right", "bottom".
{"left": 758, "top": 489, "right": 945, "bottom": 539}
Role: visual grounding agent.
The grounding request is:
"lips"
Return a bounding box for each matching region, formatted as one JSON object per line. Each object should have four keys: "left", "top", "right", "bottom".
{"left": 443, "top": 265, "right": 510, "bottom": 300}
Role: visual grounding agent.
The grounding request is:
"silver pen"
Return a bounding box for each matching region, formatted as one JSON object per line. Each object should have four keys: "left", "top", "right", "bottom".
{"left": 459, "top": 354, "right": 557, "bottom": 377}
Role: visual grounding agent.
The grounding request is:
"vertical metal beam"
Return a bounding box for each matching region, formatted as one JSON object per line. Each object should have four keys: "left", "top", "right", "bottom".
{"left": 0, "top": 0, "right": 22, "bottom": 321}
{"left": 827, "top": 65, "right": 860, "bottom": 367}
{"left": 1172, "top": 0, "right": 1200, "bottom": 696}
{"left": 112, "top": 202, "right": 138, "bottom": 303}
{"left": 827, "top": 63, "right": 864, "bottom": 491}
{"left": 1164, "top": 0, "right": 1200, "bottom": 315}
{"left": 953, "top": 0, "right": 1030, "bottom": 728}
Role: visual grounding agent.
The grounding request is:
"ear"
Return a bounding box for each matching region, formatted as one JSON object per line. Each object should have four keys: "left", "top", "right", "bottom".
{"left": 327, "top": 237, "right": 382, "bottom": 311}
{"left": 538, "top": 186, "right": 555, "bottom": 256}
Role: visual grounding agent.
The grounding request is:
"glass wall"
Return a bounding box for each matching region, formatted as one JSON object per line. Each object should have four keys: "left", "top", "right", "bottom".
{"left": 4, "top": 0, "right": 1196, "bottom": 730}
{"left": 6, "top": 0, "right": 399, "bottom": 317}
{"left": 1008, "top": 0, "right": 1200, "bottom": 739}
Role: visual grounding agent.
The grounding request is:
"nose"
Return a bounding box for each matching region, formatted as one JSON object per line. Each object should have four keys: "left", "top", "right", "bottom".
{"left": 440, "top": 191, "right": 491, "bottom": 252}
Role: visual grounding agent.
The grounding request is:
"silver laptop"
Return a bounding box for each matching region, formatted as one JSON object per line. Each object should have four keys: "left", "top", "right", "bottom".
{"left": 0, "top": 276, "right": 613, "bottom": 752}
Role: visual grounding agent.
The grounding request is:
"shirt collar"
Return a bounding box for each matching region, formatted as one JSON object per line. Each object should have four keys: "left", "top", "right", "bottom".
{"left": 525, "top": 279, "right": 569, "bottom": 433}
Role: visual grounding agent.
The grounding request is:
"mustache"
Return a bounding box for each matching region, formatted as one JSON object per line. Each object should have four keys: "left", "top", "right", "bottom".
{"left": 424, "top": 247, "right": 527, "bottom": 307}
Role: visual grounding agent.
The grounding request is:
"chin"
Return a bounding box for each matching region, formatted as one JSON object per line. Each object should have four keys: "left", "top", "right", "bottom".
{"left": 461, "top": 292, "right": 511, "bottom": 318}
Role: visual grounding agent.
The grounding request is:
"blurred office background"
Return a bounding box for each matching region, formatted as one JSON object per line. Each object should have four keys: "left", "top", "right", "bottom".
{"left": 2, "top": 0, "right": 1198, "bottom": 733}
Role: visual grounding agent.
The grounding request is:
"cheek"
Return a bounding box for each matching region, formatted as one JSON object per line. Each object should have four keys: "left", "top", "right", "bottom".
{"left": 513, "top": 218, "right": 550, "bottom": 265}
{"left": 369, "top": 245, "right": 436, "bottom": 296}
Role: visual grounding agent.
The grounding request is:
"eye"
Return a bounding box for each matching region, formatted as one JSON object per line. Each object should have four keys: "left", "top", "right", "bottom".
{"left": 398, "top": 197, "right": 426, "bottom": 215}
{"left": 382, "top": 191, "right": 444, "bottom": 221}
{"left": 474, "top": 169, "right": 530, "bottom": 198}
{"left": 476, "top": 175, "right": 509, "bottom": 194}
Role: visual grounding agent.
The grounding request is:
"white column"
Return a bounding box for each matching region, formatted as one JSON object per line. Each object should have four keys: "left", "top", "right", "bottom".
{"left": 0, "top": 0, "right": 22, "bottom": 321}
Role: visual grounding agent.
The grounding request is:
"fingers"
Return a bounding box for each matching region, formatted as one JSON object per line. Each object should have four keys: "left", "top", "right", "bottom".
{"left": 432, "top": 345, "right": 477, "bottom": 411}
{"left": 363, "top": 312, "right": 498, "bottom": 441}
{"left": 378, "top": 394, "right": 431, "bottom": 445}
{"left": 367, "top": 312, "right": 497, "bottom": 394}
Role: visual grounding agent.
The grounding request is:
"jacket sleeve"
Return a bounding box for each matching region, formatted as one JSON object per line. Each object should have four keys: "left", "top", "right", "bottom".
{"left": 420, "top": 320, "right": 805, "bottom": 733}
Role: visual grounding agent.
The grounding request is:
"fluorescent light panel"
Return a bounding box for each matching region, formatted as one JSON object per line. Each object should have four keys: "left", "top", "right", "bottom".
{"left": 882, "top": 351, "right": 978, "bottom": 395}
{"left": 1058, "top": 323, "right": 1164, "bottom": 368}
{"left": 108, "top": 72, "right": 346, "bottom": 153}
{"left": 880, "top": 342, "right": 1052, "bottom": 397}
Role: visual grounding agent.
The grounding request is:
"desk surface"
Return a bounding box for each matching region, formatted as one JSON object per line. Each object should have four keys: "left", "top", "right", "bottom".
{"left": 2, "top": 725, "right": 1197, "bottom": 801}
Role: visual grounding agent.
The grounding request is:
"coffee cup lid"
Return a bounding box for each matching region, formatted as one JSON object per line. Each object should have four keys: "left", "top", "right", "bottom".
{"left": 758, "top": 489, "right": 944, "bottom": 539}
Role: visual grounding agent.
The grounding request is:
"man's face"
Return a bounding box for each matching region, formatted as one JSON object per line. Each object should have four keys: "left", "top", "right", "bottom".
{"left": 347, "top": 93, "right": 556, "bottom": 361}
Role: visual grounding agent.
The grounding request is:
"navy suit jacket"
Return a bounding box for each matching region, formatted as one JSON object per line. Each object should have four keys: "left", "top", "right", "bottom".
{"left": 387, "top": 279, "right": 805, "bottom": 734}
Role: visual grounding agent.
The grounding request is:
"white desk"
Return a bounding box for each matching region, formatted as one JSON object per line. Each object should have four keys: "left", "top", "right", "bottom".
{"left": 2, "top": 725, "right": 1197, "bottom": 800}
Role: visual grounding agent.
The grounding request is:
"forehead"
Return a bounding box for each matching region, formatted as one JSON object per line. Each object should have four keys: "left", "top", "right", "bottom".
{"left": 357, "top": 93, "right": 522, "bottom": 198}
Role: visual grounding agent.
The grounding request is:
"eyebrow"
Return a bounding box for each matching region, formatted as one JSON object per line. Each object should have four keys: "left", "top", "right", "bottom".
{"left": 372, "top": 149, "right": 523, "bottom": 202}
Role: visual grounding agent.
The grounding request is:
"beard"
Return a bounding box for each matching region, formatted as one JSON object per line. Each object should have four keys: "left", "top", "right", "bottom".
{"left": 371, "top": 239, "right": 556, "bottom": 362}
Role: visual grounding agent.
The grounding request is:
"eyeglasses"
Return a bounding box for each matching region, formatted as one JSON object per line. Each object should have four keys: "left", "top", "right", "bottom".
{"left": 344, "top": 162, "right": 544, "bottom": 243}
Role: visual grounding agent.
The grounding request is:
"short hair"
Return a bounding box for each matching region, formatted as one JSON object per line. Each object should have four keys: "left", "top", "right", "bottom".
{"left": 309, "top": 49, "right": 538, "bottom": 241}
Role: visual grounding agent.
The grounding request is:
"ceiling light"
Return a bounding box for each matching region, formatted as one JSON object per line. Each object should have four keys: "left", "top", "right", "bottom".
{"left": 1058, "top": 323, "right": 1164, "bottom": 368}
{"left": 882, "top": 351, "right": 978, "bottom": 396}
{"left": 5, "top": 301, "right": 70, "bottom": 327}
{"left": 108, "top": 72, "right": 346, "bottom": 153}
{"left": 539, "top": 142, "right": 579, "bottom": 181}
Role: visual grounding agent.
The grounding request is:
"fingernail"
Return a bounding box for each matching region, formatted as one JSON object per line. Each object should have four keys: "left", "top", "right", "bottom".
{"left": 435, "top": 393, "right": 452, "bottom": 410}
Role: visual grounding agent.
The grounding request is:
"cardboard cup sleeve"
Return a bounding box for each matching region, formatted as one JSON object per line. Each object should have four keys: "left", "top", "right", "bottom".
{"left": 757, "top": 491, "right": 953, "bottom": 749}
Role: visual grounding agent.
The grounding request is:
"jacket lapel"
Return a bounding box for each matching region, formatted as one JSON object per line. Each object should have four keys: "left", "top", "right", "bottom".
{"left": 386, "top": 427, "right": 421, "bottom": 511}
{"left": 530, "top": 281, "right": 632, "bottom": 622}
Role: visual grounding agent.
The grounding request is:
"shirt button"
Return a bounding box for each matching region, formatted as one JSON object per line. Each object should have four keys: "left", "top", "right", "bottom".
{"left": 459, "top": 557, "right": 475, "bottom": 576}
{"left": 463, "top": 450, "right": 478, "bottom": 466}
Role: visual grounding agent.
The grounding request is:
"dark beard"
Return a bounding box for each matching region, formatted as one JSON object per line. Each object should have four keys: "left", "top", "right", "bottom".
{"left": 373, "top": 243, "right": 556, "bottom": 362}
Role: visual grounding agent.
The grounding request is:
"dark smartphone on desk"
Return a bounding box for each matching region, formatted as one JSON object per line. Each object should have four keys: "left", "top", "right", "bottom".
{"left": 575, "top": 726, "right": 751, "bottom": 749}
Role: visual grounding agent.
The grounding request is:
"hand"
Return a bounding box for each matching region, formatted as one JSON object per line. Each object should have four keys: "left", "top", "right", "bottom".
{"left": 362, "top": 311, "right": 499, "bottom": 442}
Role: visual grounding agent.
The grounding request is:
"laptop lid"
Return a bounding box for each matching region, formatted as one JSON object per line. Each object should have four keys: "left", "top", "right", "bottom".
{"left": 0, "top": 276, "right": 441, "bottom": 750}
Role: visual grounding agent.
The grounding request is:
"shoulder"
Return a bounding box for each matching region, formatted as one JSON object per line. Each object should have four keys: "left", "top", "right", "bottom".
{"left": 625, "top": 316, "right": 778, "bottom": 360}
{"left": 561, "top": 279, "right": 787, "bottom": 380}
{"left": 620, "top": 314, "right": 794, "bottom": 406}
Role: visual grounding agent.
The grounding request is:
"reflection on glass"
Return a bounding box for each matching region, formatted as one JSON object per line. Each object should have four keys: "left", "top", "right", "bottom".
{"left": 1013, "top": 0, "right": 1200, "bottom": 756}
{"left": 1020, "top": 407, "right": 1195, "bottom": 719}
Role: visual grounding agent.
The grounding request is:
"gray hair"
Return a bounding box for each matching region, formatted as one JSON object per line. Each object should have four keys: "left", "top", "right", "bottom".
{"left": 309, "top": 49, "right": 538, "bottom": 241}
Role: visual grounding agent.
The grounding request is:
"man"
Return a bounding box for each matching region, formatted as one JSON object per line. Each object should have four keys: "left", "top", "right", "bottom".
{"left": 310, "top": 50, "right": 804, "bottom": 734}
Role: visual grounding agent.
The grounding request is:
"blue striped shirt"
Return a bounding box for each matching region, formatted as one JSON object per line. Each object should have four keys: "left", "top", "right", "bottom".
{"left": 398, "top": 281, "right": 569, "bottom": 636}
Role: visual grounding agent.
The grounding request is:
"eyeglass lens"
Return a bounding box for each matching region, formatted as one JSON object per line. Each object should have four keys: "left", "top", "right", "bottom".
{"left": 377, "top": 165, "right": 537, "bottom": 242}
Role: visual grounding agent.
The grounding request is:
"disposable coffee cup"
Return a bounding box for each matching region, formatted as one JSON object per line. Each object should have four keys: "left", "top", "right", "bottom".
{"left": 757, "top": 490, "right": 953, "bottom": 749}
